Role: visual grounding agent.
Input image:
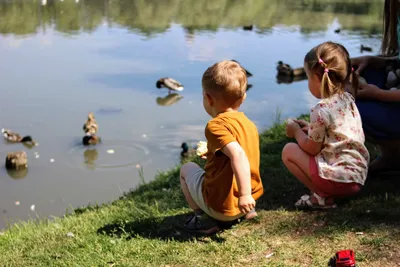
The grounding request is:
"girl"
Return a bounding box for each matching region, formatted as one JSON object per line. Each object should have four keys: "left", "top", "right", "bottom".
{"left": 282, "top": 41, "right": 370, "bottom": 209}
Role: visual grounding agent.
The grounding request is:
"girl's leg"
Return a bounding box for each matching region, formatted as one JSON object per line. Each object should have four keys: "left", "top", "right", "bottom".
{"left": 282, "top": 143, "right": 317, "bottom": 193}
{"left": 282, "top": 143, "right": 336, "bottom": 207}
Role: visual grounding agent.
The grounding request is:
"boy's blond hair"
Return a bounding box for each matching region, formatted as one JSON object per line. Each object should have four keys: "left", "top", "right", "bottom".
{"left": 202, "top": 60, "right": 247, "bottom": 107}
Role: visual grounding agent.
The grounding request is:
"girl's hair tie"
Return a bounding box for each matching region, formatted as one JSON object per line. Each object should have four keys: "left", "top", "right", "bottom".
{"left": 324, "top": 68, "right": 329, "bottom": 73}
{"left": 318, "top": 58, "right": 325, "bottom": 64}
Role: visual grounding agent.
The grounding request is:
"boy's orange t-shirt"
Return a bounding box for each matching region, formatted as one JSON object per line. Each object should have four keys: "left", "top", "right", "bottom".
{"left": 202, "top": 112, "right": 263, "bottom": 216}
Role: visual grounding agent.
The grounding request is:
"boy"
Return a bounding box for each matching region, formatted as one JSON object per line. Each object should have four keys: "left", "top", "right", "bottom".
{"left": 180, "top": 60, "right": 264, "bottom": 235}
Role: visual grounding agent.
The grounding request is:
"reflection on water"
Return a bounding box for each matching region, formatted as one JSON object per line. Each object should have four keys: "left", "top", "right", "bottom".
{"left": 0, "top": 0, "right": 384, "bottom": 229}
{"left": 156, "top": 93, "right": 184, "bottom": 107}
{"left": 83, "top": 148, "right": 98, "bottom": 170}
{"left": 6, "top": 168, "right": 28, "bottom": 180}
{"left": 0, "top": 0, "right": 383, "bottom": 36}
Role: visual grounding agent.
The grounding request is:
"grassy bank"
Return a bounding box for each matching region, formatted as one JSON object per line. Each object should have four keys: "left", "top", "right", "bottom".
{"left": 1, "top": 116, "right": 400, "bottom": 266}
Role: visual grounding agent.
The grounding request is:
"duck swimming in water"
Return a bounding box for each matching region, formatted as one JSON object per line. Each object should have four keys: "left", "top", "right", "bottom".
{"left": 2, "top": 129, "right": 37, "bottom": 146}
{"left": 231, "top": 60, "right": 253, "bottom": 77}
{"left": 156, "top": 78, "right": 184, "bottom": 93}
{"left": 82, "top": 135, "right": 101, "bottom": 146}
{"left": 5, "top": 151, "right": 28, "bottom": 170}
{"left": 276, "top": 61, "right": 306, "bottom": 77}
{"left": 360, "top": 44, "right": 373, "bottom": 53}
{"left": 83, "top": 112, "right": 98, "bottom": 135}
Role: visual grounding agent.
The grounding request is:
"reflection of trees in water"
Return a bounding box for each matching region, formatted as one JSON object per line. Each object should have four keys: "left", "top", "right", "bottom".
{"left": 0, "top": 0, "right": 384, "bottom": 36}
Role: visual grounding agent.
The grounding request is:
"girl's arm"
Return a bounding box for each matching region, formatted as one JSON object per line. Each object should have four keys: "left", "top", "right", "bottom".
{"left": 294, "top": 128, "right": 323, "bottom": 156}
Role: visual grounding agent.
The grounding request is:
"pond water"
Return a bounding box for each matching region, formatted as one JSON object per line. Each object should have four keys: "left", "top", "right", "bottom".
{"left": 0, "top": 0, "right": 383, "bottom": 229}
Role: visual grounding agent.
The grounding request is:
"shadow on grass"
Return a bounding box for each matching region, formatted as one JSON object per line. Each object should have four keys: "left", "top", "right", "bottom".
{"left": 97, "top": 213, "right": 228, "bottom": 243}
{"left": 96, "top": 116, "right": 400, "bottom": 245}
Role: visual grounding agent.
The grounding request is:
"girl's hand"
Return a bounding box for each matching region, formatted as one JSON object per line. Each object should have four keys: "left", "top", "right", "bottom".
{"left": 357, "top": 83, "right": 381, "bottom": 99}
{"left": 293, "top": 119, "right": 308, "bottom": 134}
{"left": 351, "top": 56, "right": 371, "bottom": 76}
{"left": 286, "top": 120, "right": 301, "bottom": 138}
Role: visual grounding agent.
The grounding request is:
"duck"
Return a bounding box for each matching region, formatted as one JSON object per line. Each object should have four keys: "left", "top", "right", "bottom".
{"left": 156, "top": 93, "right": 183, "bottom": 107}
{"left": 82, "top": 135, "right": 101, "bottom": 146}
{"left": 334, "top": 28, "right": 341, "bottom": 34}
{"left": 231, "top": 60, "right": 252, "bottom": 77}
{"left": 360, "top": 44, "right": 373, "bottom": 53}
{"left": 2, "top": 129, "right": 37, "bottom": 146}
{"left": 156, "top": 78, "right": 184, "bottom": 93}
{"left": 83, "top": 112, "right": 98, "bottom": 135}
{"left": 276, "top": 61, "right": 306, "bottom": 77}
{"left": 243, "top": 25, "right": 253, "bottom": 31}
{"left": 181, "top": 142, "right": 195, "bottom": 158}
{"left": 5, "top": 151, "right": 28, "bottom": 170}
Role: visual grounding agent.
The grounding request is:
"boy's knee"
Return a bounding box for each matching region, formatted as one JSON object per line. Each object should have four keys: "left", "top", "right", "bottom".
{"left": 180, "top": 162, "right": 199, "bottom": 180}
{"left": 282, "top": 142, "right": 299, "bottom": 161}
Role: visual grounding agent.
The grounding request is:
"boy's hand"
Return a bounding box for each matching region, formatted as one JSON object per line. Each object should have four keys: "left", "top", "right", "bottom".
{"left": 239, "top": 195, "right": 256, "bottom": 214}
{"left": 286, "top": 119, "right": 301, "bottom": 138}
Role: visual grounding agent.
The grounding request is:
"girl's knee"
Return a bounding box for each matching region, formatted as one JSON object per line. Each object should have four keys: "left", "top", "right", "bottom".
{"left": 282, "top": 142, "right": 300, "bottom": 161}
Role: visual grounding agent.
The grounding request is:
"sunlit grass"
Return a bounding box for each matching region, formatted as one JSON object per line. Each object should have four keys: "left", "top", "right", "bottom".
{"left": 0, "top": 115, "right": 399, "bottom": 266}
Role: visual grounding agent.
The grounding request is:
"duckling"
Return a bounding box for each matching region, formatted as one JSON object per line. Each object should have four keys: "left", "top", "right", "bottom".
{"left": 243, "top": 25, "right": 253, "bottom": 31}
{"left": 156, "top": 78, "right": 184, "bottom": 93}
{"left": 5, "top": 151, "right": 27, "bottom": 170}
{"left": 156, "top": 93, "right": 183, "bottom": 106}
{"left": 2, "top": 129, "right": 37, "bottom": 146}
{"left": 360, "top": 44, "right": 373, "bottom": 53}
{"left": 334, "top": 28, "right": 341, "bottom": 34}
{"left": 83, "top": 112, "right": 98, "bottom": 135}
{"left": 82, "top": 135, "right": 101, "bottom": 146}
{"left": 231, "top": 60, "right": 252, "bottom": 77}
{"left": 246, "top": 84, "right": 253, "bottom": 91}
{"left": 276, "top": 61, "right": 306, "bottom": 77}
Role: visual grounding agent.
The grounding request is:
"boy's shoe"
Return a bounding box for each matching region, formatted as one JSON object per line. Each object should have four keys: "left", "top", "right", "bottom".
{"left": 183, "top": 212, "right": 220, "bottom": 235}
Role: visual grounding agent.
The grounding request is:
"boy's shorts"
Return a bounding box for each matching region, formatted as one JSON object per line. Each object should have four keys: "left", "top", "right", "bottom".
{"left": 309, "top": 157, "right": 362, "bottom": 198}
{"left": 185, "top": 164, "right": 243, "bottom": 222}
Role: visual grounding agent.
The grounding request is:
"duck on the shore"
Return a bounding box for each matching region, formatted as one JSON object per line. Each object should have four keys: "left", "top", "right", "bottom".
{"left": 83, "top": 112, "right": 98, "bottom": 135}
{"left": 2, "top": 129, "right": 37, "bottom": 146}
{"left": 5, "top": 151, "right": 28, "bottom": 170}
{"left": 231, "top": 60, "right": 252, "bottom": 77}
{"left": 156, "top": 78, "right": 184, "bottom": 93}
{"left": 276, "top": 61, "right": 306, "bottom": 77}
{"left": 360, "top": 44, "right": 373, "bottom": 52}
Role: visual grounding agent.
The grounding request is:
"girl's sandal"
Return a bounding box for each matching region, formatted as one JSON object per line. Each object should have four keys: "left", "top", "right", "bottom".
{"left": 295, "top": 193, "right": 337, "bottom": 210}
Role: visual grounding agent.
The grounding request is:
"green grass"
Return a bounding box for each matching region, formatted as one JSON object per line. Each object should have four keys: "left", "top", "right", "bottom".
{"left": 1, "top": 115, "right": 400, "bottom": 266}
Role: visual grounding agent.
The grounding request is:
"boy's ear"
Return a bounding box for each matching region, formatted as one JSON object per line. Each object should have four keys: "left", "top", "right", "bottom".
{"left": 242, "top": 92, "right": 247, "bottom": 101}
{"left": 205, "top": 93, "right": 214, "bottom": 106}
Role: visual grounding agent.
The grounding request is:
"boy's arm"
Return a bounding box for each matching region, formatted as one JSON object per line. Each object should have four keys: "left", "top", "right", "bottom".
{"left": 221, "top": 142, "right": 255, "bottom": 214}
